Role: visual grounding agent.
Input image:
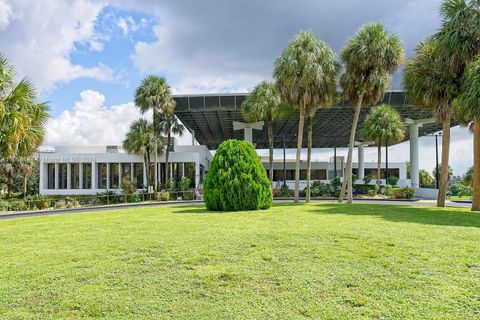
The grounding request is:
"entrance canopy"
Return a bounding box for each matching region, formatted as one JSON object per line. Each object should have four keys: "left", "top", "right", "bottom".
{"left": 173, "top": 91, "right": 448, "bottom": 150}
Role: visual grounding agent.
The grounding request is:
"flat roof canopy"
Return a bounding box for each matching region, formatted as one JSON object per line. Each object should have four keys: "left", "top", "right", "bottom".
{"left": 173, "top": 91, "right": 449, "bottom": 150}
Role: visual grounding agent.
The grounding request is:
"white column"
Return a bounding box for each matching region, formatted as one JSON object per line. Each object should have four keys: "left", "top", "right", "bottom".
{"left": 357, "top": 145, "right": 365, "bottom": 181}
{"left": 91, "top": 161, "right": 96, "bottom": 190}
{"left": 54, "top": 163, "right": 59, "bottom": 190}
{"left": 244, "top": 128, "right": 253, "bottom": 143}
{"left": 182, "top": 162, "right": 185, "bottom": 178}
{"left": 79, "top": 163, "right": 84, "bottom": 190}
{"left": 195, "top": 162, "right": 200, "bottom": 189}
{"left": 67, "top": 163, "right": 71, "bottom": 189}
{"left": 170, "top": 163, "right": 173, "bottom": 179}
{"left": 142, "top": 162, "right": 147, "bottom": 188}
{"left": 106, "top": 163, "right": 110, "bottom": 189}
{"left": 410, "top": 124, "right": 419, "bottom": 188}
{"left": 192, "top": 130, "right": 195, "bottom": 146}
{"left": 39, "top": 158, "right": 44, "bottom": 192}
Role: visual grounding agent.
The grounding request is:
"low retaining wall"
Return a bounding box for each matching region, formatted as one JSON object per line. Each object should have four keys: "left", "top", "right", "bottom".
{"left": 414, "top": 188, "right": 438, "bottom": 199}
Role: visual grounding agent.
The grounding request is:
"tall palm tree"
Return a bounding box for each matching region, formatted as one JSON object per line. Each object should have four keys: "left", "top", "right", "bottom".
{"left": 361, "top": 104, "right": 406, "bottom": 184}
{"left": 0, "top": 53, "right": 49, "bottom": 198}
{"left": 122, "top": 119, "right": 162, "bottom": 188}
{"left": 0, "top": 54, "right": 49, "bottom": 160}
{"left": 338, "top": 23, "right": 404, "bottom": 203}
{"left": 155, "top": 111, "right": 184, "bottom": 187}
{"left": 454, "top": 56, "right": 480, "bottom": 210}
{"left": 274, "top": 31, "right": 340, "bottom": 202}
{"left": 434, "top": 0, "right": 480, "bottom": 210}
{"left": 404, "top": 38, "right": 458, "bottom": 207}
{"left": 135, "top": 75, "right": 175, "bottom": 191}
{"left": 242, "top": 81, "right": 292, "bottom": 185}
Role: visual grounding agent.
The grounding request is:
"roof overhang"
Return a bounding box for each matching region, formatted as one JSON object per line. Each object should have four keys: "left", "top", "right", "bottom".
{"left": 173, "top": 91, "right": 452, "bottom": 150}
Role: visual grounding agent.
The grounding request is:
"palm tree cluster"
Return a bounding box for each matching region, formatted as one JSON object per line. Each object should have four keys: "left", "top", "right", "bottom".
{"left": 0, "top": 53, "right": 49, "bottom": 197}
{"left": 273, "top": 31, "right": 340, "bottom": 202}
{"left": 129, "top": 75, "right": 184, "bottom": 191}
{"left": 404, "top": 0, "right": 480, "bottom": 210}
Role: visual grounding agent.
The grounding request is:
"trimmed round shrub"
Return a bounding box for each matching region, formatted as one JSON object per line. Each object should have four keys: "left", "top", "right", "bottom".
{"left": 204, "top": 139, "right": 272, "bottom": 211}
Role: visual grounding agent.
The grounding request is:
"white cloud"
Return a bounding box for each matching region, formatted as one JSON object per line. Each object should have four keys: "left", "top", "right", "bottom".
{"left": 46, "top": 90, "right": 143, "bottom": 146}
{"left": 117, "top": 17, "right": 129, "bottom": 36}
{"left": 0, "top": 0, "right": 13, "bottom": 29}
{"left": 0, "top": 0, "right": 112, "bottom": 91}
{"left": 45, "top": 89, "right": 192, "bottom": 147}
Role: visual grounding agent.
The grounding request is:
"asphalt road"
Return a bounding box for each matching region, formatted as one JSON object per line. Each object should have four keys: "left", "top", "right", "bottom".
{"left": 0, "top": 199, "right": 472, "bottom": 221}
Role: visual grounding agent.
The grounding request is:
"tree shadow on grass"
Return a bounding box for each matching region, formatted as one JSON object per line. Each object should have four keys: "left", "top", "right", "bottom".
{"left": 308, "top": 203, "right": 480, "bottom": 228}
{"left": 172, "top": 205, "right": 216, "bottom": 214}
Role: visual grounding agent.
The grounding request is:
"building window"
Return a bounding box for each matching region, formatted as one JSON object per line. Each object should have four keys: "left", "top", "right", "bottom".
{"left": 311, "top": 169, "right": 327, "bottom": 180}
{"left": 110, "top": 163, "right": 119, "bottom": 189}
{"left": 185, "top": 162, "right": 195, "bottom": 187}
{"left": 58, "top": 163, "right": 67, "bottom": 189}
{"left": 133, "top": 163, "right": 143, "bottom": 188}
{"left": 71, "top": 163, "right": 80, "bottom": 189}
{"left": 47, "top": 164, "right": 55, "bottom": 189}
{"left": 121, "top": 163, "right": 131, "bottom": 184}
{"left": 98, "top": 163, "right": 107, "bottom": 189}
{"left": 364, "top": 168, "right": 400, "bottom": 179}
{"left": 83, "top": 163, "right": 92, "bottom": 189}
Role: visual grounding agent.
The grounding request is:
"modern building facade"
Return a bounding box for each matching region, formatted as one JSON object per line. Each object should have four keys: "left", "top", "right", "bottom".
{"left": 39, "top": 145, "right": 212, "bottom": 195}
{"left": 38, "top": 91, "right": 442, "bottom": 195}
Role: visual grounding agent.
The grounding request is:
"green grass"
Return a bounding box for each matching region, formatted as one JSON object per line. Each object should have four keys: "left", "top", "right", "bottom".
{"left": 1, "top": 203, "right": 480, "bottom": 319}
{"left": 450, "top": 196, "right": 472, "bottom": 202}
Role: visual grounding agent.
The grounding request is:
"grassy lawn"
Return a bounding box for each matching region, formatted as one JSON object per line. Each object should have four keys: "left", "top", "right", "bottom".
{"left": 1, "top": 203, "right": 480, "bottom": 319}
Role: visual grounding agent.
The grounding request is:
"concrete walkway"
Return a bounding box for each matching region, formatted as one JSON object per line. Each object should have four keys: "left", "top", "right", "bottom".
{"left": 0, "top": 199, "right": 471, "bottom": 221}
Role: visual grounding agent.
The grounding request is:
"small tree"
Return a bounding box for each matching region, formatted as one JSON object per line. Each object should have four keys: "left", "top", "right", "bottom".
{"left": 338, "top": 23, "right": 404, "bottom": 203}
{"left": 204, "top": 140, "right": 272, "bottom": 211}
{"left": 242, "top": 81, "right": 291, "bottom": 185}
{"left": 361, "top": 104, "right": 406, "bottom": 185}
{"left": 419, "top": 169, "right": 435, "bottom": 188}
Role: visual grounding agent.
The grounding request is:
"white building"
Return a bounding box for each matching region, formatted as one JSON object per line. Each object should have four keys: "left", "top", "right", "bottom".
{"left": 39, "top": 145, "right": 212, "bottom": 195}
{"left": 39, "top": 143, "right": 407, "bottom": 195}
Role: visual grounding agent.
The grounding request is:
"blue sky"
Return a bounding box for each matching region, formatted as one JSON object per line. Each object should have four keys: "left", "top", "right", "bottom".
{"left": 0, "top": 0, "right": 473, "bottom": 175}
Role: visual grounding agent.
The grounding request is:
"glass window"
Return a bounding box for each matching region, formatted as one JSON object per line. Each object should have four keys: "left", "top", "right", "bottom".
{"left": 83, "top": 163, "right": 92, "bottom": 189}
{"left": 71, "top": 163, "right": 80, "bottom": 189}
{"left": 133, "top": 163, "right": 144, "bottom": 188}
{"left": 185, "top": 162, "right": 195, "bottom": 187}
{"left": 110, "top": 163, "right": 119, "bottom": 189}
{"left": 121, "top": 163, "right": 131, "bottom": 184}
{"left": 98, "top": 163, "right": 107, "bottom": 189}
{"left": 47, "top": 164, "right": 55, "bottom": 189}
{"left": 58, "top": 163, "right": 67, "bottom": 189}
{"left": 311, "top": 169, "right": 327, "bottom": 180}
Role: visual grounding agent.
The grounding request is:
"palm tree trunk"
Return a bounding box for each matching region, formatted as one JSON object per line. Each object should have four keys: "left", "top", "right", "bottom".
{"left": 144, "top": 154, "right": 150, "bottom": 188}
{"left": 437, "top": 115, "right": 451, "bottom": 207}
{"left": 377, "top": 143, "right": 382, "bottom": 186}
{"left": 339, "top": 95, "right": 363, "bottom": 203}
{"left": 153, "top": 108, "right": 158, "bottom": 192}
{"left": 165, "top": 131, "right": 171, "bottom": 189}
{"left": 268, "top": 119, "right": 274, "bottom": 185}
{"left": 306, "top": 115, "right": 313, "bottom": 202}
{"left": 7, "top": 170, "right": 13, "bottom": 198}
{"left": 23, "top": 174, "right": 28, "bottom": 195}
{"left": 472, "top": 120, "right": 480, "bottom": 211}
{"left": 294, "top": 100, "right": 305, "bottom": 203}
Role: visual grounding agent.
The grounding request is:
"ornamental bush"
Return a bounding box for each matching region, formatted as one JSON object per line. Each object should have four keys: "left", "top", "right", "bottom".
{"left": 204, "top": 139, "right": 272, "bottom": 211}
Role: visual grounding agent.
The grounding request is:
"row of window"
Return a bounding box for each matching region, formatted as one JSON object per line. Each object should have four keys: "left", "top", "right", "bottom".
{"left": 46, "top": 162, "right": 197, "bottom": 190}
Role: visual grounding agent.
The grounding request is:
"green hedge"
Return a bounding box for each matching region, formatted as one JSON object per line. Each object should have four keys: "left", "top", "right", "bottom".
{"left": 204, "top": 139, "right": 272, "bottom": 211}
